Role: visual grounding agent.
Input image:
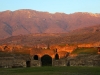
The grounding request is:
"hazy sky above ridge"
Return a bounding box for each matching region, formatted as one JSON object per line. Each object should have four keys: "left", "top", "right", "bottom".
{"left": 0, "top": 0, "right": 100, "bottom": 14}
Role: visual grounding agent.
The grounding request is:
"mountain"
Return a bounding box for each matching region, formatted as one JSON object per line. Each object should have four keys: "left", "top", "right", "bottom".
{"left": 0, "top": 9, "right": 100, "bottom": 39}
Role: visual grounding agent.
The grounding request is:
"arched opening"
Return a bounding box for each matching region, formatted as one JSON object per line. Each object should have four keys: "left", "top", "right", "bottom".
{"left": 67, "top": 61, "right": 70, "bottom": 66}
{"left": 26, "top": 61, "right": 31, "bottom": 67}
{"left": 55, "top": 54, "right": 59, "bottom": 60}
{"left": 41, "top": 55, "right": 52, "bottom": 66}
{"left": 34, "top": 55, "right": 38, "bottom": 60}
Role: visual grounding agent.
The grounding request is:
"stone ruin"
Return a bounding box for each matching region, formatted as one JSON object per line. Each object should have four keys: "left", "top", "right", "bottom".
{"left": 0, "top": 45, "right": 100, "bottom": 68}
{"left": 0, "top": 49, "right": 69, "bottom": 68}
{"left": 0, "top": 44, "right": 70, "bottom": 68}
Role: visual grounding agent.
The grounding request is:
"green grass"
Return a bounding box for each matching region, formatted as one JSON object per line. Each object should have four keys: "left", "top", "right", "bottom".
{"left": 0, "top": 66, "right": 100, "bottom": 75}
{"left": 72, "top": 47, "right": 98, "bottom": 54}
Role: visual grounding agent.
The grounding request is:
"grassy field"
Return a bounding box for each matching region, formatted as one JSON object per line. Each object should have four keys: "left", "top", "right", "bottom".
{"left": 0, "top": 66, "right": 100, "bottom": 75}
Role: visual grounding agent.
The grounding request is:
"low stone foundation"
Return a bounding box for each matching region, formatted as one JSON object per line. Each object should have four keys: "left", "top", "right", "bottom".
{"left": 0, "top": 58, "right": 26, "bottom": 68}
{"left": 68, "top": 54, "right": 100, "bottom": 67}
{"left": 0, "top": 54, "right": 100, "bottom": 68}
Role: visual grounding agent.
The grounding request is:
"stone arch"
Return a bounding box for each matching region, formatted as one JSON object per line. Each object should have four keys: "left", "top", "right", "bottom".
{"left": 41, "top": 55, "right": 52, "bottom": 66}
{"left": 55, "top": 54, "right": 59, "bottom": 60}
{"left": 33, "top": 55, "right": 38, "bottom": 60}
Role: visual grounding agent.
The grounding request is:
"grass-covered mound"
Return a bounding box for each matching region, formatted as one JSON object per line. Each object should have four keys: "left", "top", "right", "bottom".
{"left": 71, "top": 47, "right": 98, "bottom": 54}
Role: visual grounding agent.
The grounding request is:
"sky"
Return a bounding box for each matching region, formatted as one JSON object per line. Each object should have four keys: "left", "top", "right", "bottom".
{"left": 0, "top": 0, "right": 100, "bottom": 14}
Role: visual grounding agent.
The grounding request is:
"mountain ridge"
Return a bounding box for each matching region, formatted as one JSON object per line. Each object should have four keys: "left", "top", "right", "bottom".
{"left": 0, "top": 9, "right": 100, "bottom": 39}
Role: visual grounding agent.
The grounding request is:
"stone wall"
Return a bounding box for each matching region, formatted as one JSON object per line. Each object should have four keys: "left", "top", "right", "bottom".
{"left": 0, "top": 57, "right": 26, "bottom": 68}
{"left": 31, "top": 60, "right": 41, "bottom": 67}
{"left": 52, "top": 59, "right": 67, "bottom": 66}
{"left": 1, "top": 54, "right": 100, "bottom": 68}
{"left": 68, "top": 54, "right": 100, "bottom": 67}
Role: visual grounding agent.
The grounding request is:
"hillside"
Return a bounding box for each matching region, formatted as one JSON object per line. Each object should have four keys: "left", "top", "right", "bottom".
{"left": 0, "top": 25, "right": 100, "bottom": 45}
{"left": 69, "top": 24, "right": 100, "bottom": 43}
{"left": 0, "top": 9, "right": 100, "bottom": 39}
{"left": 69, "top": 24, "right": 100, "bottom": 35}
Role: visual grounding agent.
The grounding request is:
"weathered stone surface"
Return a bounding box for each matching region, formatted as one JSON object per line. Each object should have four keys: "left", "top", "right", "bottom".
{"left": 52, "top": 59, "right": 67, "bottom": 66}
{"left": 68, "top": 54, "right": 100, "bottom": 66}
{"left": 31, "top": 60, "right": 41, "bottom": 67}
{"left": 0, "top": 57, "right": 26, "bottom": 68}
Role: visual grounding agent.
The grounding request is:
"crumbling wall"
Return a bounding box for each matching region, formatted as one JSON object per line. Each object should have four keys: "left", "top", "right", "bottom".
{"left": 52, "top": 59, "right": 67, "bottom": 66}
{"left": 68, "top": 54, "right": 100, "bottom": 66}
{"left": 0, "top": 57, "right": 26, "bottom": 68}
{"left": 31, "top": 60, "right": 41, "bottom": 67}
{"left": 12, "top": 59, "right": 26, "bottom": 68}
